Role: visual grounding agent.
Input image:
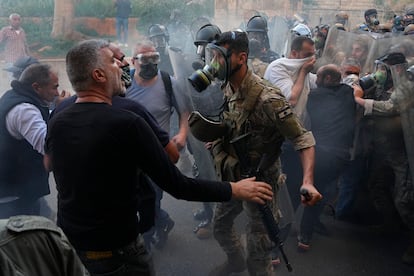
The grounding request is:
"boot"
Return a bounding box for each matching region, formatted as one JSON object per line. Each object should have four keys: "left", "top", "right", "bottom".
{"left": 402, "top": 231, "right": 414, "bottom": 265}
{"left": 209, "top": 251, "right": 246, "bottom": 276}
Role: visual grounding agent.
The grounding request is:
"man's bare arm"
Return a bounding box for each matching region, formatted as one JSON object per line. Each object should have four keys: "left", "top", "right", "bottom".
{"left": 298, "top": 146, "right": 322, "bottom": 205}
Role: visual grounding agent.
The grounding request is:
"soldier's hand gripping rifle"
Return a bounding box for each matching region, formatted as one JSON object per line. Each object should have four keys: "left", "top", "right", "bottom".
{"left": 230, "top": 133, "right": 293, "bottom": 272}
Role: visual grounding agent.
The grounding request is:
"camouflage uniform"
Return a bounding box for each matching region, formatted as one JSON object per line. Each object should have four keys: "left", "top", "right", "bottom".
{"left": 212, "top": 69, "right": 315, "bottom": 275}
{"left": 0, "top": 216, "right": 88, "bottom": 276}
{"left": 250, "top": 58, "right": 268, "bottom": 78}
{"left": 364, "top": 93, "right": 414, "bottom": 232}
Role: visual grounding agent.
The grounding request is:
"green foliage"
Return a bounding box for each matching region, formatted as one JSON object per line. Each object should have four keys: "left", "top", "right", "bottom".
{"left": 0, "top": 0, "right": 213, "bottom": 57}
{"left": 0, "top": 0, "right": 53, "bottom": 17}
{"left": 75, "top": 0, "right": 114, "bottom": 18}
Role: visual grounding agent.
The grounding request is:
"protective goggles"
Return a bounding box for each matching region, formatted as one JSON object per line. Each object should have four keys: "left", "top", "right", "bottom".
{"left": 134, "top": 52, "right": 160, "bottom": 65}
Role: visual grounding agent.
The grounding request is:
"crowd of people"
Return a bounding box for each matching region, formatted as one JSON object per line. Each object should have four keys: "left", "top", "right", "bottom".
{"left": 0, "top": 5, "right": 414, "bottom": 276}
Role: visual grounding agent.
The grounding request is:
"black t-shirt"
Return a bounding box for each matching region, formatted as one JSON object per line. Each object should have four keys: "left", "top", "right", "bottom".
{"left": 307, "top": 84, "right": 356, "bottom": 157}
{"left": 53, "top": 95, "right": 170, "bottom": 147}
{"left": 46, "top": 103, "right": 231, "bottom": 250}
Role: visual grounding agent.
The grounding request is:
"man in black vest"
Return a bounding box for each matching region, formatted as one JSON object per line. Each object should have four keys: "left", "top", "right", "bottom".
{"left": 0, "top": 63, "right": 66, "bottom": 218}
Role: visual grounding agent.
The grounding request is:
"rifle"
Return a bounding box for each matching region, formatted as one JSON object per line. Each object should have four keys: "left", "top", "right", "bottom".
{"left": 230, "top": 133, "right": 293, "bottom": 272}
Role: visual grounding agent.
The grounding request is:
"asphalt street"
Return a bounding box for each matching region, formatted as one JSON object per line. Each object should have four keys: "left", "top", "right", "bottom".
{"left": 152, "top": 193, "right": 414, "bottom": 276}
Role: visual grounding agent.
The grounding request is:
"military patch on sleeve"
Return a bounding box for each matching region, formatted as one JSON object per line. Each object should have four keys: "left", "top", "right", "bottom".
{"left": 277, "top": 106, "right": 293, "bottom": 121}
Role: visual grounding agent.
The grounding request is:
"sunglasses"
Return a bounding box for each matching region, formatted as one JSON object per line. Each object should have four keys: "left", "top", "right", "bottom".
{"left": 134, "top": 52, "right": 160, "bottom": 65}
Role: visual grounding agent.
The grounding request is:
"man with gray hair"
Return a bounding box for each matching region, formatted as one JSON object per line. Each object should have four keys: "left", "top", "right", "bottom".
{"left": 0, "top": 63, "right": 65, "bottom": 218}
{"left": 44, "top": 39, "right": 273, "bottom": 275}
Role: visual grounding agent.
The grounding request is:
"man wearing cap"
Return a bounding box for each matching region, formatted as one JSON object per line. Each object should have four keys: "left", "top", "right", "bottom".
{"left": 0, "top": 63, "right": 68, "bottom": 218}
{"left": 0, "top": 13, "right": 29, "bottom": 64}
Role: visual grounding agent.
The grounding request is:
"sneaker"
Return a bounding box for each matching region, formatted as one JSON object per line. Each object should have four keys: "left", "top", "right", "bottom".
{"left": 297, "top": 235, "right": 311, "bottom": 252}
{"left": 153, "top": 218, "right": 175, "bottom": 249}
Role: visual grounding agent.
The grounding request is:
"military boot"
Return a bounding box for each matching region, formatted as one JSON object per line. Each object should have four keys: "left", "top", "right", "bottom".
{"left": 402, "top": 231, "right": 414, "bottom": 265}
{"left": 209, "top": 251, "right": 246, "bottom": 276}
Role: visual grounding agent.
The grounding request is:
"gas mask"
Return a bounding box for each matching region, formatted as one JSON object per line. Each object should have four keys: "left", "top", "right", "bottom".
{"left": 367, "top": 15, "right": 380, "bottom": 26}
{"left": 359, "top": 61, "right": 391, "bottom": 91}
{"left": 188, "top": 43, "right": 231, "bottom": 92}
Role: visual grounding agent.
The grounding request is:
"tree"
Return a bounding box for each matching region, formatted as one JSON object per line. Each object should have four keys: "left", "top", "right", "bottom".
{"left": 51, "top": 0, "right": 86, "bottom": 40}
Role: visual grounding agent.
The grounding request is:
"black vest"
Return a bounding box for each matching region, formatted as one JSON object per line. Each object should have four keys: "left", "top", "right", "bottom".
{"left": 0, "top": 81, "right": 50, "bottom": 200}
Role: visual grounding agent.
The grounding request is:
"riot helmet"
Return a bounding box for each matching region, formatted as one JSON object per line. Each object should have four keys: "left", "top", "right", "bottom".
{"left": 246, "top": 15, "right": 270, "bottom": 50}
{"left": 193, "top": 24, "right": 222, "bottom": 69}
{"left": 194, "top": 24, "right": 222, "bottom": 47}
{"left": 246, "top": 15, "right": 268, "bottom": 32}
{"left": 148, "top": 24, "right": 169, "bottom": 49}
{"left": 291, "top": 23, "right": 312, "bottom": 38}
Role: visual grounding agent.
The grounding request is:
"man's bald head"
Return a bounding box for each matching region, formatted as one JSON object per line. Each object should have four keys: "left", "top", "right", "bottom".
{"left": 316, "top": 64, "right": 342, "bottom": 87}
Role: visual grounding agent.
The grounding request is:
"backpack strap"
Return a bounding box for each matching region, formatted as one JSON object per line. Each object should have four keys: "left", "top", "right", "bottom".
{"left": 160, "top": 70, "right": 173, "bottom": 101}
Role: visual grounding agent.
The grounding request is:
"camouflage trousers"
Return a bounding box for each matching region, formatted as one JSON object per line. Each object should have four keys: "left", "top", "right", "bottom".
{"left": 213, "top": 197, "right": 277, "bottom": 276}
{"left": 369, "top": 149, "right": 414, "bottom": 230}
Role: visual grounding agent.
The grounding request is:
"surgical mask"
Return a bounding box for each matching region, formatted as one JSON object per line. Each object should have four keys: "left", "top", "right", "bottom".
{"left": 139, "top": 63, "right": 158, "bottom": 80}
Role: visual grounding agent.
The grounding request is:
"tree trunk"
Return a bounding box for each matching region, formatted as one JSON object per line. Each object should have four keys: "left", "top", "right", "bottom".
{"left": 51, "top": 0, "right": 75, "bottom": 39}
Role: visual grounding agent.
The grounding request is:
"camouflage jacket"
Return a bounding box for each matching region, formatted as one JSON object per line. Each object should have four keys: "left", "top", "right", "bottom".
{"left": 212, "top": 69, "right": 315, "bottom": 184}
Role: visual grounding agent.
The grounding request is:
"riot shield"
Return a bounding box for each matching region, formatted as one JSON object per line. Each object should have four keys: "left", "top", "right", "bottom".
{"left": 267, "top": 16, "right": 290, "bottom": 58}
{"left": 321, "top": 28, "right": 376, "bottom": 74}
{"left": 390, "top": 64, "right": 414, "bottom": 185}
{"left": 366, "top": 34, "right": 414, "bottom": 68}
{"left": 168, "top": 46, "right": 220, "bottom": 181}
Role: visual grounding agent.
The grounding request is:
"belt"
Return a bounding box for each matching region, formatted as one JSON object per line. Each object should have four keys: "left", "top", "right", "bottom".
{"left": 80, "top": 237, "right": 140, "bottom": 260}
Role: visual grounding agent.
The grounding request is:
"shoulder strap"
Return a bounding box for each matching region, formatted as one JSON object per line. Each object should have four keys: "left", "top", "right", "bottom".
{"left": 160, "top": 70, "right": 173, "bottom": 100}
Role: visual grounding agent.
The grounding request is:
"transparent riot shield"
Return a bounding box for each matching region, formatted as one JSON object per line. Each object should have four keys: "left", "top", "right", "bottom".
{"left": 321, "top": 28, "right": 376, "bottom": 74}
{"left": 168, "top": 46, "right": 219, "bottom": 181}
{"left": 390, "top": 64, "right": 414, "bottom": 185}
{"left": 267, "top": 16, "right": 290, "bottom": 58}
{"left": 367, "top": 34, "right": 414, "bottom": 67}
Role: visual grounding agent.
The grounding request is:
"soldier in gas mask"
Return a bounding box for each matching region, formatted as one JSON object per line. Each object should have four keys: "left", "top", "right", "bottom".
{"left": 245, "top": 15, "right": 279, "bottom": 63}
{"left": 355, "top": 53, "right": 414, "bottom": 264}
{"left": 358, "top": 9, "right": 381, "bottom": 33}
